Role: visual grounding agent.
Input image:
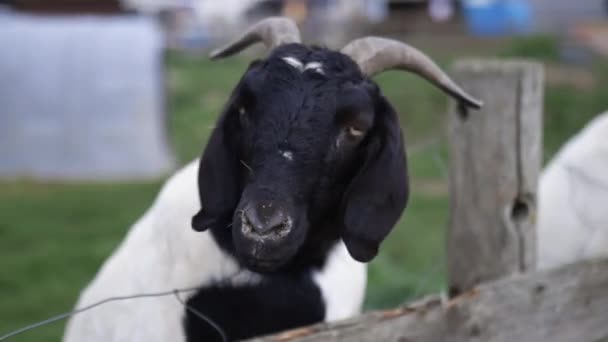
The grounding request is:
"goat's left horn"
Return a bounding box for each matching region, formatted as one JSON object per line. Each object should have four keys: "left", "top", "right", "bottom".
{"left": 210, "top": 17, "right": 301, "bottom": 59}
{"left": 341, "top": 37, "right": 483, "bottom": 109}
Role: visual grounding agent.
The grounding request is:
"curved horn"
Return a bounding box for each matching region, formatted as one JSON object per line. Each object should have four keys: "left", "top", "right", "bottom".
{"left": 210, "top": 17, "right": 301, "bottom": 60}
{"left": 341, "top": 37, "right": 483, "bottom": 109}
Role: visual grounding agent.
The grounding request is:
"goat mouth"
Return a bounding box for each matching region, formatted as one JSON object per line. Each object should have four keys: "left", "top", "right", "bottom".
{"left": 242, "top": 257, "right": 284, "bottom": 271}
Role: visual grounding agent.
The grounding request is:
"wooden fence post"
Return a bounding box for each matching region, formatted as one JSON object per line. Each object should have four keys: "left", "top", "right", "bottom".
{"left": 447, "top": 60, "right": 544, "bottom": 296}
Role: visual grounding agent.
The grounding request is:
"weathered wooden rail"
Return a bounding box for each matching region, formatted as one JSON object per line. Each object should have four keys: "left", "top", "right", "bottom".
{"left": 248, "top": 60, "right": 608, "bottom": 342}
{"left": 251, "top": 258, "right": 608, "bottom": 342}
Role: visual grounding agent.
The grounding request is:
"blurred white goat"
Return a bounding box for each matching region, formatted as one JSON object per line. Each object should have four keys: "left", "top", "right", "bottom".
{"left": 537, "top": 111, "right": 608, "bottom": 269}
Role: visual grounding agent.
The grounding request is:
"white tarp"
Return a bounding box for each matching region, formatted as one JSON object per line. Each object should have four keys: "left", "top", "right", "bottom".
{"left": 0, "top": 13, "right": 175, "bottom": 180}
{"left": 122, "top": 0, "right": 261, "bottom": 22}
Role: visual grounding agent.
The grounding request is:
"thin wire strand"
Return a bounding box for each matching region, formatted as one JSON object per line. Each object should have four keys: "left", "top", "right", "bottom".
{"left": 409, "top": 138, "right": 448, "bottom": 303}
{"left": 0, "top": 286, "right": 223, "bottom": 341}
{"left": 406, "top": 136, "right": 442, "bottom": 155}
{"left": 407, "top": 256, "right": 445, "bottom": 303}
{"left": 173, "top": 290, "right": 228, "bottom": 342}
{"left": 240, "top": 160, "right": 254, "bottom": 174}
{"left": 1, "top": 136, "right": 449, "bottom": 341}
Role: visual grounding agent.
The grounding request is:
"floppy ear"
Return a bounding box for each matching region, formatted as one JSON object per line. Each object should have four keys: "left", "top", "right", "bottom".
{"left": 191, "top": 113, "right": 241, "bottom": 232}
{"left": 341, "top": 97, "right": 409, "bottom": 262}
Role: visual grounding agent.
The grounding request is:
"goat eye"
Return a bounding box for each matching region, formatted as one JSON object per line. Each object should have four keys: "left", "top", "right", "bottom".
{"left": 345, "top": 126, "right": 365, "bottom": 138}
{"left": 337, "top": 125, "right": 366, "bottom": 148}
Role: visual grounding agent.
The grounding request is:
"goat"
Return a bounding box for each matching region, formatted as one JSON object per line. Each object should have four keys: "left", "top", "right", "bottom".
{"left": 63, "top": 17, "right": 481, "bottom": 342}
{"left": 537, "top": 111, "right": 608, "bottom": 270}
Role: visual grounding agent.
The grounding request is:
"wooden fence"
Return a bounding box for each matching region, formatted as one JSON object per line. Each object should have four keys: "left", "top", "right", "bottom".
{"left": 248, "top": 60, "right": 608, "bottom": 342}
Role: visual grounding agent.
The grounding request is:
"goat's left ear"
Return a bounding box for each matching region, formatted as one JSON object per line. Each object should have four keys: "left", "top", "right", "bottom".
{"left": 191, "top": 113, "right": 241, "bottom": 232}
{"left": 341, "top": 97, "right": 409, "bottom": 262}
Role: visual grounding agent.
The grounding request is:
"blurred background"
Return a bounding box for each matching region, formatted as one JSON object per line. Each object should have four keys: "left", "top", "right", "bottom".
{"left": 1, "top": 0, "right": 608, "bottom": 340}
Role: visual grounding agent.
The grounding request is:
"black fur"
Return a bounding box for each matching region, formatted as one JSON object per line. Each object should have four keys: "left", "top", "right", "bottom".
{"left": 340, "top": 96, "right": 409, "bottom": 262}
{"left": 188, "top": 44, "right": 409, "bottom": 341}
{"left": 185, "top": 274, "right": 324, "bottom": 342}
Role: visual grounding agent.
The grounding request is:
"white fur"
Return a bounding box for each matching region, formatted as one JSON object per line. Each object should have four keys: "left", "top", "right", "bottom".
{"left": 279, "top": 150, "right": 294, "bottom": 161}
{"left": 314, "top": 243, "right": 367, "bottom": 321}
{"left": 304, "top": 62, "right": 325, "bottom": 75}
{"left": 281, "top": 56, "right": 324, "bottom": 75}
{"left": 282, "top": 56, "right": 304, "bottom": 71}
{"left": 537, "top": 111, "right": 608, "bottom": 270}
{"left": 63, "top": 160, "right": 366, "bottom": 341}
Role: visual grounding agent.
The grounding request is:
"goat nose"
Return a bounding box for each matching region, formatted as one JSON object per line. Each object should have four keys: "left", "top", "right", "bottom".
{"left": 243, "top": 202, "right": 288, "bottom": 234}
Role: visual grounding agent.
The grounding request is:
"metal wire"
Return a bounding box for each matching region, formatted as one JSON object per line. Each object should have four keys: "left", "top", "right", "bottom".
{"left": 173, "top": 290, "right": 228, "bottom": 342}
{"left": 0, "top": 286, "right": 226, "bottom": 342}
{"left": 0, "top": 137, "right": 449, "bottom": 342}
{"left": 404, "top": 138, "right": 449, "bottom": 303}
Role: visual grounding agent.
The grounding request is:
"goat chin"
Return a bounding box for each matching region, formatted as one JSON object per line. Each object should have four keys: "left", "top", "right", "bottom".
{"left": 63, "top": 160, "right": 367, "bottom": 342}
{"left": 537, "top": 111, "right": 608, "bottom": 270}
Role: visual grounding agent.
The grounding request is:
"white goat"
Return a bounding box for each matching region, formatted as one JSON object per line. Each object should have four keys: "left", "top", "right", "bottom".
{"left": 537, "top": 111, "right": 608, "bottom": 270}
{"left": 63, "top": 160, "right": 367, "bottom": 341}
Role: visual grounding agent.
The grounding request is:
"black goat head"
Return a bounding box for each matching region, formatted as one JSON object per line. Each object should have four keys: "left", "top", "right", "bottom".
{"left": 192, "top": 17, "right": 481, "bottom": 271}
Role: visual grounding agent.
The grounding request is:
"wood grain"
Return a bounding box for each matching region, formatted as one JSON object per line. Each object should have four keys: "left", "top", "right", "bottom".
{"left": 248, "top": 258, "right": 608, "bottom": 342}
{"left": 446, "top": 60, "right": 544, "bottom": 295}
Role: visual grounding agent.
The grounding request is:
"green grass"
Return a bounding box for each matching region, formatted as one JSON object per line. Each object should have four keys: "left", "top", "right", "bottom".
{"left": 542, "top": 62, "right": 608, "bottom": 159}
{"left": 2, "top": 36, "right": 608, "bottom": 341}
{"left": 499, "top": 35, "right": 561, "bottom": 61}
{"left": 0, "top": 182, "right": 161, "bottom": 341}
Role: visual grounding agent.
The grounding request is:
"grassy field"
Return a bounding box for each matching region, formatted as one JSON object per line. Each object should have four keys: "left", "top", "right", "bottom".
{"left": 1, "top": 36, "right": 608, "bottom": 341}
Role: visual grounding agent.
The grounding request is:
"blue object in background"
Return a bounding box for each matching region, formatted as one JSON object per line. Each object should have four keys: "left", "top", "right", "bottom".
{"left": 462, "top": 0, "right": 533, "bottom": 37}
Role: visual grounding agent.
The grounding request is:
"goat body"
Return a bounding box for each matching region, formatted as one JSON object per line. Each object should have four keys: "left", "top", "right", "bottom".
{"left": 538, "top": 111, "right": 608, "bottom": 269}
{"left": 63, "top": 161, "right": 366, "bottom": 341}
{"left": 64, "top": 17, "right": 482, "bottom": 342}
{"left": 65, "top": 43, "right": 393, "bottom": 342}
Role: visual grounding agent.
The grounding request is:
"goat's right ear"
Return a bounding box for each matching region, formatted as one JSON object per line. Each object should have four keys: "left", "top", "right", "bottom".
{"left": 340, "top": 97, "right": 409, "bottom": 262}
{"left": 192, "top": 114, "right": 240, "bottom": 232}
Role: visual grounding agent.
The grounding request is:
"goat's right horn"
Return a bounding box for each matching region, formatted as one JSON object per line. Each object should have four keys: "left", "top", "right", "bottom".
{"left": 210, "top": 17, "right": 301, "bottom": 60}
{"left": 341, "top": 37, "right": 483, "bottom": 109}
